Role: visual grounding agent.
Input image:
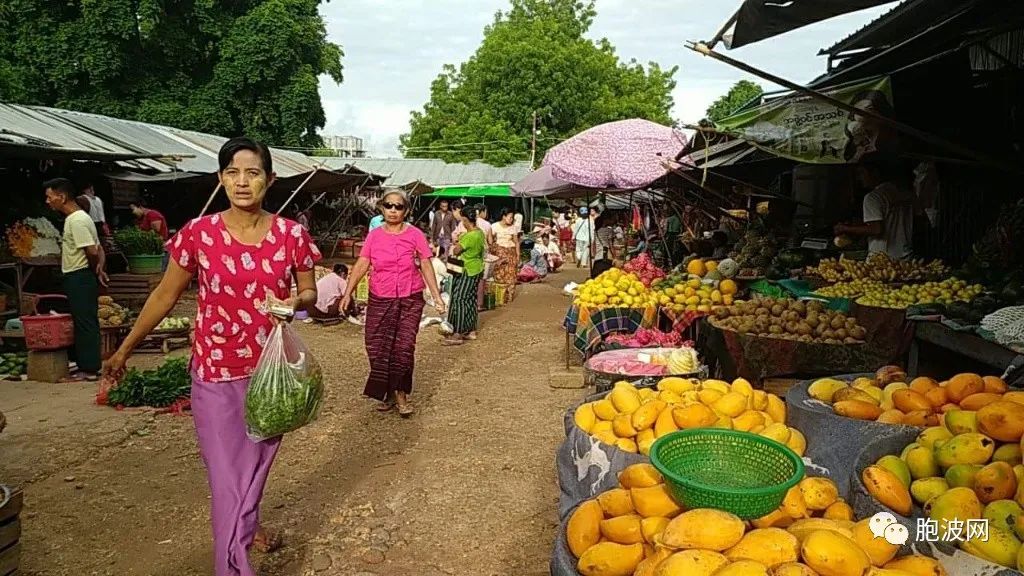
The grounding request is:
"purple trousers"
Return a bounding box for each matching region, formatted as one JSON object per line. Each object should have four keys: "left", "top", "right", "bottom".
{"left": 192, "top": 376, "right": 281, "bottom": 576}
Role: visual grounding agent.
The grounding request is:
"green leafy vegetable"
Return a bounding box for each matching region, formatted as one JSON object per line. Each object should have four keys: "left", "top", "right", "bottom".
{"left": 244, "top": 324, "right": 324, "bottom": 440}
{"left": 113, "top": 228, "right": 164, "bottom": 256}
{"left": 106, "top": 356, "right": 191, "bottom": 408}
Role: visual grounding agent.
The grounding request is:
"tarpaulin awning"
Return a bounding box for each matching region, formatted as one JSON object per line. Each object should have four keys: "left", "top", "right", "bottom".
{"left": 724, "top": 0, "right": 898, "bottom": 49}
{"left": 424, "top": 184, "right": 511, "bottom": 197}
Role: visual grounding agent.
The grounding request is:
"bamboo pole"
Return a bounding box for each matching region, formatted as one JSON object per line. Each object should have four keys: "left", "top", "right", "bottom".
{"left": 198, "top": 183, "right": 222, "bottom": 217}
{"left": 276, "top": 166, "right": 323, "bottom": 216}
{"left": 685, "top": 41, "right": 1021, "bottom": 174}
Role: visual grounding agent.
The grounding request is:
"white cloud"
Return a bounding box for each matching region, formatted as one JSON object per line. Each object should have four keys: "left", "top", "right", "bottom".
{"left": 317, "top": 0, "right": 899, "bottom": 157}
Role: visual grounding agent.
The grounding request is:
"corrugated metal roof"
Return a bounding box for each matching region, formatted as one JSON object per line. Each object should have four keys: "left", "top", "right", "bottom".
{"left": 0, "top": 103, "right": 323, "bottom": 178}
{"left": 320, "top": 157, "right": 533, "bottom": 188}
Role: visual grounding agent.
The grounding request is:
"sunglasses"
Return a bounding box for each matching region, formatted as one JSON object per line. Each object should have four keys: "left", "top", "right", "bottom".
{"left": 382, "top": 202, "right": 406, "bottom": 211}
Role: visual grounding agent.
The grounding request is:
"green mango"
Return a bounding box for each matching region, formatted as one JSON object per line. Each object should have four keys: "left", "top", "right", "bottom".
{"left": 944, "top": 409, "right": 980, "bottom": 435}
{"left": 995, "top": 444, "right": 1023, "bottom": 466}
{"left": 925, "top": 487, "right": 983, "bottom": 541}
{"left": 911, "top": 477, "right": 950, "bottom": 506}
{"left": 901, "top": 442, "right": 921, "bottom": 460}
{"left": 935, "top": 433, "right": 995, "bottom": 469}
{"left": 876, "top": 455, "right": 912, "bottom": 488}
{"left": 946, "top": 463, "right": 984, "bottom": 488}
{"left": 961, "top": 526, "right": 1021, "bottom": 568}
{"left": 918, "top": 426, "right": 954, "bottom": 449}
{"left": 984, "top": 499, "right": 1024, "bottom": 535}
{"left": 906, "top": 445, "right": 941, "bottom": 479}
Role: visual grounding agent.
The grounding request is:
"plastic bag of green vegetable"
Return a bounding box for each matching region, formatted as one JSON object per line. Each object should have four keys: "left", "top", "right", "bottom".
{"left": 244, "top": 322, "right": 324, "bottom": 441}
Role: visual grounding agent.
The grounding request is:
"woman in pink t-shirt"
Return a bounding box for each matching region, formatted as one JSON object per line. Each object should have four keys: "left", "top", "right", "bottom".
{"left": 103, "top": 137, "right": 321, "bottom": 576}
{"left": 341, "top": 189, "right": 444, "bottom": 417}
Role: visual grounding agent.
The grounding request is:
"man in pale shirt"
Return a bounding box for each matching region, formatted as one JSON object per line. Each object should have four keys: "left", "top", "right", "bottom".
{"left": 310, "top": 263, "right": 361, "bottom": 325}
{"left": 835, "top": 155, "right": 914, "bottom": 260}
{"left": 82, "top": 182, "right": 109, "bottom": 236}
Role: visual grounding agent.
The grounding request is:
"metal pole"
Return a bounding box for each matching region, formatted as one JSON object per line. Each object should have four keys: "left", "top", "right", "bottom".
{"left": 686, "top": 41, "right": 1020, "bottom": 174}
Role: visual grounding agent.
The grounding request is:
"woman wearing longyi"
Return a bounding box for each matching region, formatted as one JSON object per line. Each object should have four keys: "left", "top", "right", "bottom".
{"left": 340, "top": 188, "right": 445, "bottom": 417}
{"left": 102, "top": 137, "right": 322, "bottom": 576}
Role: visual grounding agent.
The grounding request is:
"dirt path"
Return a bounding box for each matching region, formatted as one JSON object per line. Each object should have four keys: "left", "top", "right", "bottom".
{"left": 0, "top": 270, "right": 589, "bottom": 576}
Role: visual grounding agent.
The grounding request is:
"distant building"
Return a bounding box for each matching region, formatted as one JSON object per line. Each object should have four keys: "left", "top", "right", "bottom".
{"left": 322, "top": 134, "right": 366, "bottom": 158}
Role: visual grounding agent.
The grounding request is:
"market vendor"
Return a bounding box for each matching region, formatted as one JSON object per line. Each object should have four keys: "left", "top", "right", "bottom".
{"left": 130, "top": 201, "right": 169, "bottom": 240}
{"left": 310, "top": 263, "right": 361, "bottom": 325}
{"left": 82, "top": 181, "right": 111, "bottom": 237}
{"left": 44, "top": 178, "right": 108, "bottom": 382}
{"left": 834, "top": 154, "right": 914, "bottom": 260}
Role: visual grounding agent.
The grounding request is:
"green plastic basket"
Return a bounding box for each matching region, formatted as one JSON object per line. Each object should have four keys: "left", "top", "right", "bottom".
{"left": 649, "top": 428, "right": 805, "bottom": 519}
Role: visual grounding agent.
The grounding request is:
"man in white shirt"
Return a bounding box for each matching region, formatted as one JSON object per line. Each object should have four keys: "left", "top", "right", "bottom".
{"left": 835, "top": 156, "right": 914, "bottom": 260}
{"left": 82, "top": 182, "right": 109, "bottom": 236}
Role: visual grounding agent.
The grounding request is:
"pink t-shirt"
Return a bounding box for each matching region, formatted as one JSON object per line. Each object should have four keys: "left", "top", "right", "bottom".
{"left": 360, "top": 225, "right": 432, "bottom": 298}
{"left": 315, "top": 273, "right": 346, "bottom": 313}
{"left": 167, "top": 214, "right": 322, "bottom": 382}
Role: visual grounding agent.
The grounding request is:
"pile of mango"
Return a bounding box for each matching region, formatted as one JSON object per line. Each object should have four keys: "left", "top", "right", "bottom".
{"left": 808, "top": 366, "right": 1013, "bottom": 426}
{"left": 568, "top": 462, "right": 947, "bottom": 576}
{"left": 650, "top": 277, "right": 738, "bottom": 315}
{"left": 861, "top": 396, "right": 1024, "bottom": 569}
{"left": 574, "top": 379, "right": 799, "bottom": 457}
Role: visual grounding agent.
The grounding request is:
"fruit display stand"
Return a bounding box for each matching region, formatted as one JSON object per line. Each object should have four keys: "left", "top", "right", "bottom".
{"left": 851, "top": 302, "right": 915, "bottom": 364}
{"left": 582, "top": 348, "right": 704, "bottom": 393}
{"left": 909, "top": 321, "right": 1018, "bottom": 377}
{"left": 785, "top": 374, "right": 923, "bottom": 498}
{"left": 562, "top": 303, "right": 658, "bottom": 364}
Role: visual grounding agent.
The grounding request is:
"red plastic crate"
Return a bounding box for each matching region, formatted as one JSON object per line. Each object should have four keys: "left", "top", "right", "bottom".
{"left": 21, "top": 314, "right": 74, "bottom": 351}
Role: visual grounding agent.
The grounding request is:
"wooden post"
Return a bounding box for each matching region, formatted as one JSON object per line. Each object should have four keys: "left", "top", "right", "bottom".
{"left": 686, "top": 41, "right": 1021, "bottom": 174}
{"left": 276, "top": 167, "right": 322, "bottom": 216}
{"left": 198, "top": 183, "right": 222, "bottom": 218}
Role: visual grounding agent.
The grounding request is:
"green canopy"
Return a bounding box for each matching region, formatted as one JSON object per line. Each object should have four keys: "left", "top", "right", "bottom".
{"left": 425, "top": 184, "right": 511, "bottom": 197}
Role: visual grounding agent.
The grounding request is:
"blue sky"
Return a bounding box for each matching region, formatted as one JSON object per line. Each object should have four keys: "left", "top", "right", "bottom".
{"left": 317, "top": 0, "right": 898, "bottom": 157}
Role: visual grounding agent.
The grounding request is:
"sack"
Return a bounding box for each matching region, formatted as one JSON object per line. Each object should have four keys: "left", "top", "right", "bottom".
{"left": 446, "top": 256, "right": 465, "bottom": 275}
{"left": 244, "top": 322, "right": 324, "bottom": 441}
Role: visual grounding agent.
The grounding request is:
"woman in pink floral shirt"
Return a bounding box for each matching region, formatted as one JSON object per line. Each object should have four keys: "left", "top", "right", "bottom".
{"left": 103, "top": 137, "right": 321, "bottom": 576}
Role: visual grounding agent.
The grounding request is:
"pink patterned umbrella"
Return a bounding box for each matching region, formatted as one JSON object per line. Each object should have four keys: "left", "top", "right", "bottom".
{"left": 542, "top": 119, "right": 688, "bottom": 190}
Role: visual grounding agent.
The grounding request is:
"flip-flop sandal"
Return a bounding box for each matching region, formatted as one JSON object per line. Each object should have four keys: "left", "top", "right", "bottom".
{"left": 442, "top": 338, "right": 464, "bottom": 346}
{"left": 376, "top": 401, "right": 396, "bottom": 412}
{"left": 398, "top": 404, "right": 415, "bottom": 417}
{"left": 61, "top": 373, "right": 98, "bottom": 383}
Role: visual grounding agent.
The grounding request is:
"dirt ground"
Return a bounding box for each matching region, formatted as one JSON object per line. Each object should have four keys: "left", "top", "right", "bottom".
{"left": 0, "top": 268, "right": 590, "bottom": 576}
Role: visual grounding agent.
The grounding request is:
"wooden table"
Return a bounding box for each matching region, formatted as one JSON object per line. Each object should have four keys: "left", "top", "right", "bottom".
{"left": 908, "top": 321, "right": 1018, "bottom": 377}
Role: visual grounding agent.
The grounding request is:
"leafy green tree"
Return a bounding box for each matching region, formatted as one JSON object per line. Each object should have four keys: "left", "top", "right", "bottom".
{"left": 400, "top": 0, "right": 677, "bottom": 166}
{"left": 705, "top": 80, "right": 764, "bottom": 123}
{"left": 0, "top": 0, "right": 342, "bottom": 148}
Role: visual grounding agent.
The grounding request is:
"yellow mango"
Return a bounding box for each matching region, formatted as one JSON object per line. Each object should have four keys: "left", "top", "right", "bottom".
{"left": 934, "top": 432, "right": 996, "bottom": 468}
{"left": 638, "top": 387, "right": 655, "bottom": 401}
{"left": 593, "top": 429, "right": 618, "bottom": 446}
{"left": 800, "top": 530, "right": 871, "bottom": 576}
{"left": 567, "top": 499, "right": 604, "bottom": 558}
{"left": 833, "top": 386, "right": 880, "bottom": 406}
{"left": 600, "top": 514, "right": 644, "bottom": 545}
{"left": 633, "top": 555, "right": 661, "bottom": 576}
{"left": 597, "top": 488, "right": 635, "bottom": 517}
{"left": 577, "top": 541, "right": 644, "bottom": 576}
{"left": 700, "top": 388, "right": 726, "bottom": 406}
{"left": 799, "top": 477, "right": 839, "bottom": 511}
{"left": 924, "top": 487, "right": 983, "bottom": 540}
{"left": 593, "top": 398, "right": 619, "bottom": 421}
{"left": 680, "top": 390, "right": 700, "bottom": 405}
{"left": 975, "top": 461, "right": 1019, "bottom": 504}
{"left": 769, "top": 562, "right": 820, "bottom": 576}
{"left": 631, "top": 484, "right": 683, "bottom": 518}
{"left": 610, "top": 383, "right": 643, "bottom": 414}
{"left": 917, "top": 426, "right": 954, "bottom": 450}
{"left": 786, "top": 428, "right": 807, "bottom": 457}
{"left": 654, "top": 550, "right": 729, "bottom": 576}
{"left": 786, "top": 518, "right": 853, "bottom": 543}
{"left": 883, "top": 555, "right": 948, "bottom": 576}
{"left": 619, "top": 463, "right": 663, "bottom": 489}
{"left": 766, "top": 393, "right": 787, "bottom": 424}
{"left": 732, "top": 378, "right": 755, "bottom": 397}
{"left": 979, "top": 401, "right": 1024, "bottom": 443}
{"left": 616, "top": 437, "right": 638, "bottom": 453}
{"left": 752, "top": 507, "right": 795, "bottom": 529}
{"left": 734, "top": 410, "right": 766, "bottom": 432}
{"left": 714, "top": 560, "right": 770, "bottom": 576}
{"left": 575, "top": 403, "right": 598, "bottom": 433}
{"left": 782, "top": 485, "right": 810, "bottom": 519}
{"left": 613, "top": 413, "right": 639, "bottom": 438}
{"left": 632, "top": 400, "right": 666, "bottom": 431}
{"left": 807, "top": 379, "right": 847, "bottom": 403}
{"left": 861, "top": 466, "right": 913, "bottom": 516}
{"left": 655, "top": 405, "right": 680, "bottom": 438}
{"left": 713, "top": 416, "right": 734, "bottom": 429}
{"left": 863, "top": 569, "right": 919, "bottom": 576}
{"left": 761, "top": 422, "right": 792, "bottom": 445}
{"left": 641, "top": 516, "right": 671, "bottom": 544}
{"left": 822, "top": 500, "right": 854, "bottom": 521}
{"left": 662, "top": 508, "right": 745, "bottom": 551}
{"left": 658, "top": 390, "right": 683, "bottom": 405}
{"left": 714, "top": 392, "right": 750, "bottom": 418}
{"left": 725, "top": 527, "right": 800, "bottom": 567}
{"left": 752, "top": 389, "right": 769, "bottom": 411}
{"left": 637, "top": 429, "right": 656, "bottom": 455}
{"left": 960, "top": 526, "right": 1021, "bottom": 568}
{"left": 658, "top": 377, "right": 697, "bottom": 394}
{"left": 850, "top": 519, "right": 899, "bottom": 566}
{"left": 703, "top": 380, "right": 732, "bottom": 394}
{"left": 591, "top": 419, "right": 614, "bottom": 434}
{"left": 673, "top": 404, "right": 718, "bottom": 429}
